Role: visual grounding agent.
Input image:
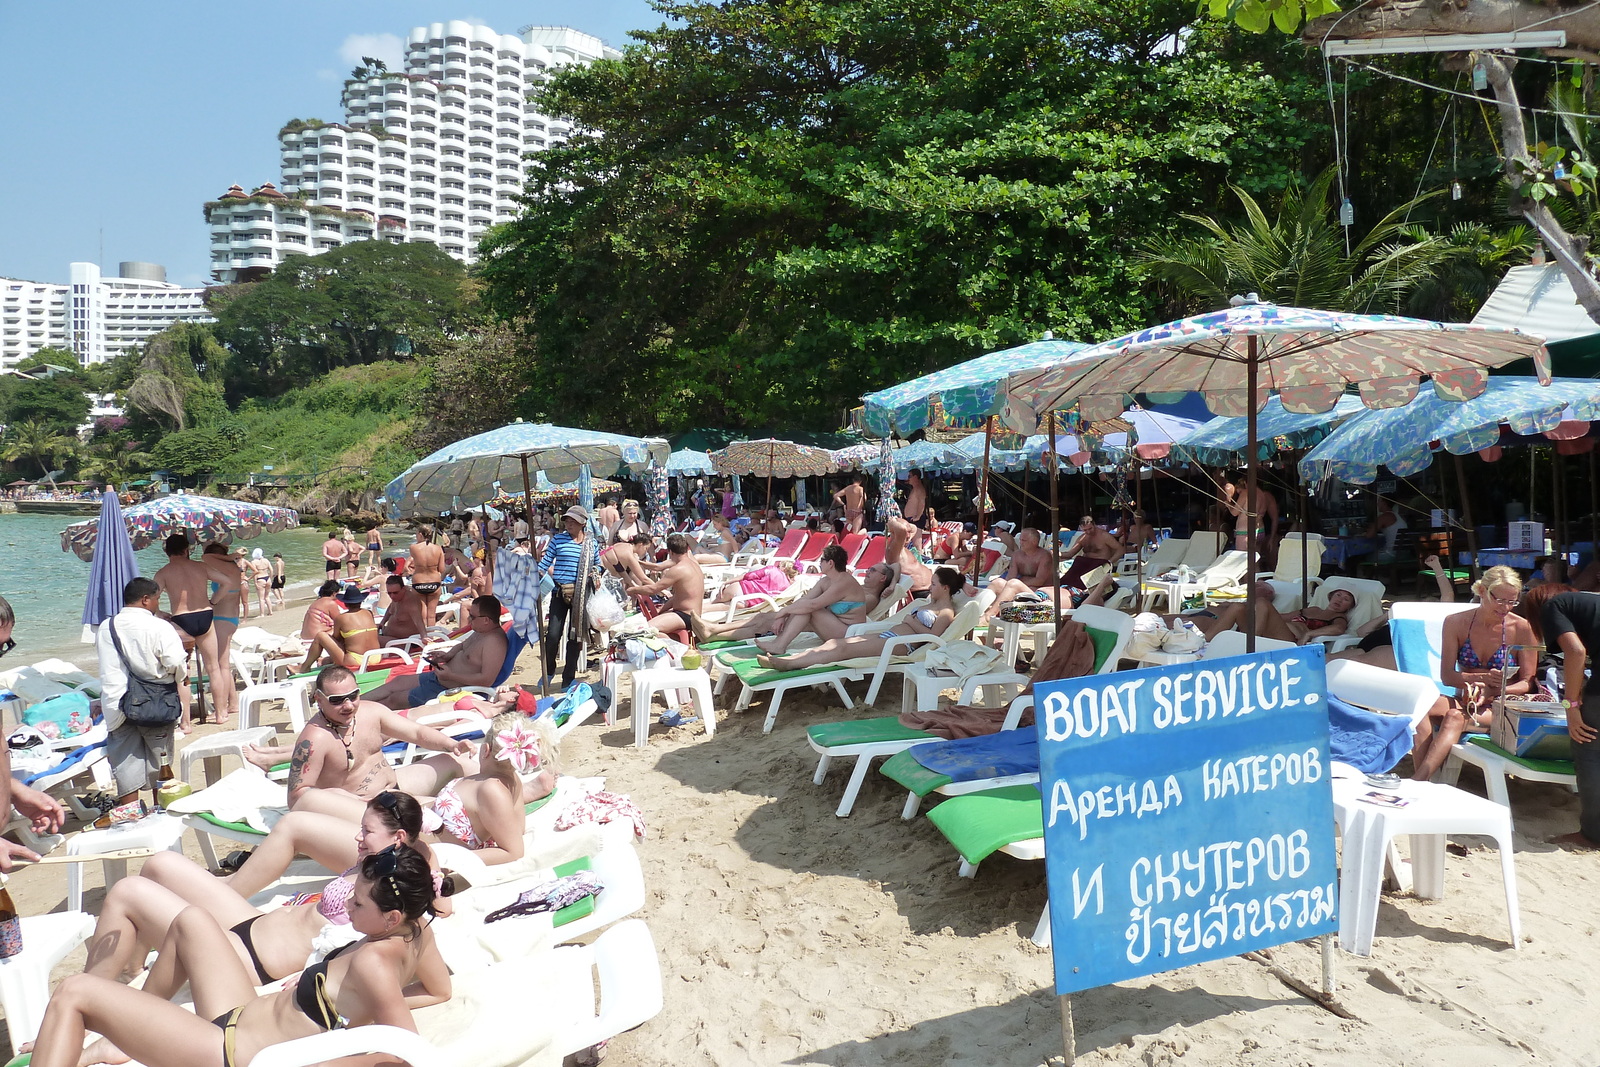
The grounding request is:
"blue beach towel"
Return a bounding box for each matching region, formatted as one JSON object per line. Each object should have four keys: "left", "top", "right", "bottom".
{"left": 1326, "top": 695, "right": 1413, "bottom": 775}
{"left": 910, "top": 729, "right": 1039, "bottom": 782}
{"left": 1392, "top": 617, "right": 1451, "bottom": 695}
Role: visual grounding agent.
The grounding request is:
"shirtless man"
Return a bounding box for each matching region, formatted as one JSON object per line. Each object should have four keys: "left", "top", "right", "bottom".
{"left": 247, "top": 665, "right": 474, "bottom": 821}
{"left": 984, "top": 528, "right": 1056, "bottom": 620}
{"left": 365, "top": 524, "right": 384, "bottom": 568}
{"left": 153, "top": 533, "right": 219, "bottom": 731}
{"left": 1060, "top": 515, "right": 1125, "bottom": 590}
{"left": 628, "top": 534, "right": 705, "bottom": 637}
{"left": 408, "top": 524, "right": 446, "bottom": 628}
{"left": 320, "top": 531, "right": 346, "bottom": 581}
{"left": 904, "top": 470, "right": 929, "bottom": 534}
{"left": 365, "top": 594, "right": 509, "bottom": 709}
{"left": 833, "top": 474, "right": 868, "bottom": 533}
{"left": 886, "top": 513, "right": 935, "bottom": 596}
{"left": 595, "top": 497, "right": 621, "bottom": 544}
{"left": 377, "top": 576, "right": 427, "bottom": 644}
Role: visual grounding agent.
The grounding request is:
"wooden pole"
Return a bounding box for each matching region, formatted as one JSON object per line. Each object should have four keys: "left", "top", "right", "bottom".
{"left": 1058, "top": 993, "right": 1077, "bottom": 1066}
{"left": 973, "top": 417, "right": 995, "bottom": 584}
{"left": 1244, "top": 335, "right": 1259, "bottom": 651}
{"left": 1048, "top": 412, "right": 1062, "bottom": 625}
{"left": 519, "top": 453, "right": 548, "bottom": 697}
{"left": 1298, "top": 455, "right": 1310, "bottom": 609}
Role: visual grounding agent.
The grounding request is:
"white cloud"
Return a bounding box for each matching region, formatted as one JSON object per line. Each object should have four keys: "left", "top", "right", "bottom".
{"left": 339, "top": 33, "right": 405, "bottom": 71}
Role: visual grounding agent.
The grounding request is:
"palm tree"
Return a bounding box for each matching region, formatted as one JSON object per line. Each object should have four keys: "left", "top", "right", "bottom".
{"left": 78, "top": 442, "right": 154, "bottom": 489}
{"left": 1140, "top": 167, "right": 1468, "bottom": 315}
{"left": 0, "top": 420, "right": 76, "bottom": 479}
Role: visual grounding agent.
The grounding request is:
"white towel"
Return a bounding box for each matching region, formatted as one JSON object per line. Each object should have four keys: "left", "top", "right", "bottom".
{"left": 166, "top": 765, "right": 288, "bottom": 833}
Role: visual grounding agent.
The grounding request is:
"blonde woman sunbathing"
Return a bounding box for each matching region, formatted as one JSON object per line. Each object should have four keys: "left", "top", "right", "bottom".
{"left": 756, "top": 567, "right": 963, "bottom": 670}
{"left": 693, "top": 550, "right": 898, "bottom": 653}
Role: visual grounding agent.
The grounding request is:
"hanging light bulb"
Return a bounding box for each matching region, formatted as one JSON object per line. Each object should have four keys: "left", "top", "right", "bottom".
{"left": 1339, "top": 198, "right": 1354, "bottom": 227}
{"left": 1473, "top": 63, "right": 1488, "bottom": 91}
{"left": 1451, "top": 180, "right": 1464, "bottom": 200}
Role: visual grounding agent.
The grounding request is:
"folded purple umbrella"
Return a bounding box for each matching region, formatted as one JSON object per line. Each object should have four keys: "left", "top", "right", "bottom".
{"left": 80, "top": 490, "right": 140, "bottom": 640}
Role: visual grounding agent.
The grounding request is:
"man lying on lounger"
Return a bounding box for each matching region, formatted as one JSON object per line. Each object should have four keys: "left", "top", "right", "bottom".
{"left": 245, "top": 664, "right": 475, "bottom": 821}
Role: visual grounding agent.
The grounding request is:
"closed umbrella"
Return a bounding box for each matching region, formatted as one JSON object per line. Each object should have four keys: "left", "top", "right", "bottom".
{"left": 1001, "top": 301, "right": 1550, "bottom": 646}
{"left": 79, "top": 489, "right": 140, "bottom": 642}
{"left": 877, "top": 436, "right": 902, "bottom": 523}
{"left": 648, "top": 465, "right": 671, "bottom": 537}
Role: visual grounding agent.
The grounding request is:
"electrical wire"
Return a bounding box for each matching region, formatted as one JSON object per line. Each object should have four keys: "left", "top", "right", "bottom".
{"left": 1339, "top": 57, "right": 1600, "bottom": 121}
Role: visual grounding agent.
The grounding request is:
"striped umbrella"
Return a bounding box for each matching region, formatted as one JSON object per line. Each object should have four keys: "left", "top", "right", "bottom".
{"left": 711, "top": 439, "right": 838, "bottom": 512}
{"left": 61, "top": 494, "right": 300, "bottom": 562}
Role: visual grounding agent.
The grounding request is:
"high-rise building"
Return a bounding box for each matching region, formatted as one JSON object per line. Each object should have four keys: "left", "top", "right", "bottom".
{"left": 0, "top": 262, "right": 210, "bottom": 371}
{"left": 206, "top": 22, "right": 617, "bottom": 283}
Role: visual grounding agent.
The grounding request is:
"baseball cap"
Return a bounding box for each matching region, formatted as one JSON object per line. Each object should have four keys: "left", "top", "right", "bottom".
{"left": 992, "top": 521, "right": 1015, "bottom": 532}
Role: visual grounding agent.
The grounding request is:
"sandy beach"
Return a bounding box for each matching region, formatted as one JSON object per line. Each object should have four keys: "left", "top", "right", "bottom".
{"left": 5, "top": 596, "right": 1597, "bottom": 1066}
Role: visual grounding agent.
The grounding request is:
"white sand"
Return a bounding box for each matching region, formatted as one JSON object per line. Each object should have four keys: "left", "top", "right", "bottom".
{"left": 6, "top": 606, "right": 1597, "bottom": 1065}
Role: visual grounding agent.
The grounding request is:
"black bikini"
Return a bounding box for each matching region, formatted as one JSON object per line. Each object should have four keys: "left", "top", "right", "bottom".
{"left": 229, "top": 915, "right": 273, "bottom": 984}
{"left": 172, "top": 609, "right": 214, "bottom": 638}
{"left": 212, "top": 942, "right": 355, "bottom": 1067}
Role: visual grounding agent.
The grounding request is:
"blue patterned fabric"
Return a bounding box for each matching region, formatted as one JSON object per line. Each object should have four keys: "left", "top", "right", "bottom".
{"left": 861, "top": 339, "right": 1093, "bottom": 436}
{"left": 910, "top": 729, "right": 1038, "bottom": 781}
{"left": 494, "top": 548, "right": 543, "bottom": 641}
{"left": 1326, "top": 695, "right": 1414, "bottom": 774}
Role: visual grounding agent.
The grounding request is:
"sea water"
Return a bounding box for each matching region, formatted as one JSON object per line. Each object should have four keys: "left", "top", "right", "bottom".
{"left": 0, "top": 513, "right": 337, "bottom": 669}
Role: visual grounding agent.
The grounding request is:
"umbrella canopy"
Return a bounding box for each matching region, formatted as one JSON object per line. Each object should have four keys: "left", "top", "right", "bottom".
{"left": 61, "top": 494, "right": 301, "bottom": 562}
{"left": 384, "top": 421, "right": 670, "bottom": 518}
{"left": 80, "top": 490, "right": 140, "bottom": 639}
{"left": 861, "top": 339, "right": 1093, "bottom": 436}
{"left": 665, "top": 449, "right": 716, "bottom": 476}
{"left": 830, "top": 442, "right": 882, "bottom": 471}
{"left": 710, "top": 439, "right": 838, "bottom": 478}
{"left": 1001, "top": 303, "right": 1551, "bottom": 426}
{"left": 863, "top": 438, "right": 961, "bottom": 474}
{"left": 1299, "top": 377, "right": 1600, "bottom": 486}
{"left": 1178, "top": 394, "right": 1367, "bottom": 467}
{"left": 1111, "top": 406, "right": 1207, "bottom": 461}
{"left": 6, "top": 480, "right": 32, "bottom": 487}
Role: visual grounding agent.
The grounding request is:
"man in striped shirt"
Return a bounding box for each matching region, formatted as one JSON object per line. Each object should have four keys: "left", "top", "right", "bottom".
{"left": 540, "top": 505, "right": 602, "bottom": 688}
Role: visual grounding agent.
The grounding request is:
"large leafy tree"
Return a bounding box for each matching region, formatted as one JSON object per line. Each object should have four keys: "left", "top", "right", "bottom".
{"left": 0, "top": 369, "right": 91, "bottom": 434}
{"left": 0, "top": 420, "right": 77, "bottom": 478}
{"left": 479, "top": 0, "right": 1331, "bottom": 432}
{"left": 211, "top": 240, "right": 470, "bottom": 402}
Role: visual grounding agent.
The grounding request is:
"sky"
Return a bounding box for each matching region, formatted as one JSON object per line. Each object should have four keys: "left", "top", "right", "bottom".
{"left": 0, "top": 2, "right": 660, "bottom": 289}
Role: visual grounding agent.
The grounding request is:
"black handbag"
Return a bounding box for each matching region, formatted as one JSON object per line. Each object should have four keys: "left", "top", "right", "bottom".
{"left": 106, "top": 618, "right": 183, "bottom": 726}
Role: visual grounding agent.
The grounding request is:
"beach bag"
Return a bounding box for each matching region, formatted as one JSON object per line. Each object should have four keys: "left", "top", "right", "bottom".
{"left": 1162, "top": 618, "right": 1206, "bottom": 654}
{"left": 1125, "top": 613, "right": 1166, "bottom": 659}
{"left": 998, "top": 601, "right": 1055, "bottom": 625}
{"left": 107, "top": 618, "right": 183, "bottom": 726}
{"left": 22, "top": 691, "right": 89, "bottom": 733}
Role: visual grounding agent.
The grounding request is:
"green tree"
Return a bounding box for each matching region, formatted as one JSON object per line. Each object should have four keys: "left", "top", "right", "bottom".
{"left": 1, "top": 420, "right": 77, "bottom": 478}
{"left": 211, "top": 240, "right": 470, "bottom": 402}
{"left": 409, "top": 323, "right": 536, "bottom": 455}
{"left": 122, "top": 322, "right": 232, "bottom": 433}
{"left": 2, "top": 371, "right": 91, "bottom": 433}
{"left": 1138, "top": 167, "right": 1468, "bottom": 314}
{"left": 78, "top": 441, "right": 155, "bottom": 488}
{"left": 478, "top": 0, "right": 1329, "bottom": 432}
{"left": 13, "top": 347, "right": 79, "bottom": 374}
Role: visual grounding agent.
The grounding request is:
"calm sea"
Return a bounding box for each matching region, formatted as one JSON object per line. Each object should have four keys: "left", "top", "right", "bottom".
{"left": 0, "top": 513, "right": 336, "bottom": 670}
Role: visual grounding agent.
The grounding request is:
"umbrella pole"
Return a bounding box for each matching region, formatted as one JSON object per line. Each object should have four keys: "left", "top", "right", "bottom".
{"left": 974, "top": 417, "right": 995, "bottom": 585}
{"left": 519, "top": 454, "right": 549, "bottom": 697}
{"left": 1048, "top": 412, "right": 1062, "bottom": 625}
{"left": 767, "top": 441, "right": 775, "bottom": 517}
{"left": 1591, "top": 450, "right": 1598, "bottom": 575}
{"left": 1298, "top": 457, "right": 1309, "bottom": 609}
{"left": 1244, "top": 336, "right": 1259, "bottom": 652}
{"left": 1453, "top": 453, "right": 1480, "bottom": 582}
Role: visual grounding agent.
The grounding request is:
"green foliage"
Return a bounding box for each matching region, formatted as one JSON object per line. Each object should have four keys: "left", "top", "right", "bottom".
{"left": 210, "top": 241, "right": 470, "bottom": 404}
{"left": 409, "top": 323, "right": 538, "bottom": 455}
{"left": 1, "top": 370, "right": 90, "bottom": 433}
{"left": 1205, "top": 0, "right": 1338, "bottom": 34}
{"left": 479, "top": 0, "right": 1328, "bottom": 432}
{"left": 1139, "top": 166, "right": 1469, "bottom": 313}
{"left": 0, "top": 420, "right": 78, "bottom": 478}
{"left": 12, "top": 348, "right": 78, "bottom": 374}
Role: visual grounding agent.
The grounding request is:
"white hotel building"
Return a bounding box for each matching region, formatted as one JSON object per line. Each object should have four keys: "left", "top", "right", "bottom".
{"left": 0, "top": 262, "right": 210, "bottom": 371}
{"left": 206, "top": 22, "right": 617, "bottom": 282}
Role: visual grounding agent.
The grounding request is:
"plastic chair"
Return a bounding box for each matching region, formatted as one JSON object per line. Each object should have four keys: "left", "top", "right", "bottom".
{"left": 631, "top": 666, "right": 715, "bottom": 747}
{"left": 238, "top": 677, "right": 315, "bottom": 735}
{"left": 0, "top": 911, "right": 95, "bottom": 1050}
{"left": 1330, "top": 765, "right": 1519, "bottom": 956}
{"left": 178, "top": 725, "right": 279, "bottom": 788}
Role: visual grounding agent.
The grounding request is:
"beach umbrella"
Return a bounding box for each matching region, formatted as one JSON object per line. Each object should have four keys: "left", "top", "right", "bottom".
{"left": 665, "top": 449, "right": 716, "bottom": 476}
{"left": 711, "top": 438, "right": 838, "bottom": 512}
{"left": 648, "top": 465, "right": 671, "bottom": 537}
{"left": 383, "top": 421, "right": 670, "bottom": 519}
{"left": 831, "top": 442, "right": 881, "bottom": 471}
{"left": 877, "top": 436, "right": 901, "bottom": 522}
{"left": 1177, "top": 394, "right": 1367, "bottom": 467}
{"left": 1000, "top": 300, "right": 1550, "bottom": 645}
{"left": 1299, "top": 377, "right": 1600, "bottom": 486}
{"left": 860, "top": 338, "right": 1094, "bottom": 436}
{"left": 61, "top": 494, "right": 301, "bottom": 562}
{"left": 79, "top": 489, "right": 140, "bottom": 642}
{"left": 863, "top": 438, "right": 960, "bottom": 475}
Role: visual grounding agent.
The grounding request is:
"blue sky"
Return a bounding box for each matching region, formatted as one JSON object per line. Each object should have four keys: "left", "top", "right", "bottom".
{"left": 0, "top": 2, "right": 659, "bottom": 288}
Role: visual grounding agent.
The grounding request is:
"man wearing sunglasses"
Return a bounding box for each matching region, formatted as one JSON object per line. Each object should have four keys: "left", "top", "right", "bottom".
{"left": 276, "top": 664, "right": 475, "bottom": 818}
{"left": 0, "top": 595, "right": 67, "bottom": 870}
{"left": 365, "top": 595, "right": 509, "bottom": 711}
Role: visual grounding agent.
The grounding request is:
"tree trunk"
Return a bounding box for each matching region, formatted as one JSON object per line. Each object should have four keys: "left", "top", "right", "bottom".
{"left": 1477, "top": 53, "right": 1600, "bottom": 323}
{"left": 1305, "top": 1, "right": 1600, "bottom": 53}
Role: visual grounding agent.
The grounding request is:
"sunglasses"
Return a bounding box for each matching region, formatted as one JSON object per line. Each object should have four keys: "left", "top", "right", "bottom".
{"left": 372, "top": 791, "right": 401, "bottom": 813}
{"left": 323, "top": 689, "right": 361, "bottom": 706}
{"left": 0, "top": 639, "right": 13, "bottom": 660}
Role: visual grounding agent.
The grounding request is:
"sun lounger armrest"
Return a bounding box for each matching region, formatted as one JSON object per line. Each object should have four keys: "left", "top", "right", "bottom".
{"left": 385, "top": 636, "right": 425, "bottom": 652}
{"left": 1310, "top": 633, "right": 1360, "bottom": 653}
{"left": 958, "top": 672, "right": 1031, "bottom": 706}
{"left": 248, "top": 1026, "right": 444, "bottom": 1067}
{"left": 872, "top": 633, "right": 943, "bottom": 672}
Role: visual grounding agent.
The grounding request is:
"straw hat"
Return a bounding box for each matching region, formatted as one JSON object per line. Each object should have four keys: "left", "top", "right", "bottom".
{"left": 563, "top": 505, "right": 590, "bottom": 524}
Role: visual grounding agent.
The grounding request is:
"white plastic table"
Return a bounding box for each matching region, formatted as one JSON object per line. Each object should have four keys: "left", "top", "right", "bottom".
{"left": 65, "top": 812, "right": 188, "bottom": 911}
{"left": 1330, "top": 765, "right": 1520, "bottom": 956}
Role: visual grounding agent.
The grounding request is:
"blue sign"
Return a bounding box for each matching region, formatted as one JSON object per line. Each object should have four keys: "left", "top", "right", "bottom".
{"left": 1036, "top": 646, "right": 1338, "bottom": 995}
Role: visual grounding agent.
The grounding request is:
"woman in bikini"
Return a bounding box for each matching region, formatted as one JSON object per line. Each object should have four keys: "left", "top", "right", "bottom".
{"left": 79, "top": 792, "right": 439, "bottom": 992}
{"left": 200, "top": 544, "right": 248, "bottom": 727}
{"left": 34, "top": 844, "right": 449, "bottom": 1067}
{"left": 756, "top": 566, "right": 962, "bottom": 670}
{"left": 247, "top": 548, "right": 274, "bottom": 618}
{"left": 1412, "top": 566, "right": 1539, "bottom": 780}
{"left": 692, "top": 515, "right": 741, "bottom": 567}
{"left": 426, "top": 712, "right": 538, "bottom": 865}
{"left": 611, "top": 499, "right": 645, "bottom": 543}
{"left": 299, "top": 585, "right": 381, "bottom": 672}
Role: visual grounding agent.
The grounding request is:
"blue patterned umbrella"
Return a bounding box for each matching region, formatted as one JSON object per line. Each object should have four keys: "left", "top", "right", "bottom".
{"left": 385, "top": 421, "right": 670, "bottom": 517}
{"left": 1299, "top": 377, "right": 1600, "bottom": 486}
{"left": 877, "top": 436, "right": 901, "bottom": 521}
{"left": 863, "top": 439, "right": 960, "bottom": 474}
{"left": 79, "top": 490, "right": 139, "bottom": 641}
{"left": 62, "top": 494, "right": 300, "bottom": 561}
{"left": 665, "top": 449, "right": 716, "bottom": 476}
{"left": 861, "top": 339, "right": 1094, "bottom": 437}
{"left": 1178, "top": 394, "right": 1367, "bottom": 467}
